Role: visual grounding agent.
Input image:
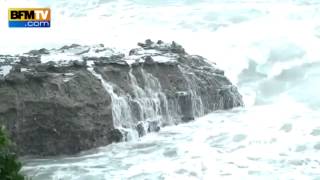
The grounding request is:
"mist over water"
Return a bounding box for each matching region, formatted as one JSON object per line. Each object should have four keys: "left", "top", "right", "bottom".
{"left": 1, "top": 0, "right": 320, "bottom": 179}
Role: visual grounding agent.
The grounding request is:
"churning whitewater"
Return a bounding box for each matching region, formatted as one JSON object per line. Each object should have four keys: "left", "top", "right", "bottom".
{"left": 21, "top": 104, "right": 320, "bottom": 179}
{"left": 1, "top": 0, "right": 320, "bottom": 179}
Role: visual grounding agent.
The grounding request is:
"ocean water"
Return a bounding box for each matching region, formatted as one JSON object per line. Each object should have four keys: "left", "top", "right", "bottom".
{"left": 1, "top": 0, "right": 320, "bottom": 179}
{"left": 21, "top": 104, "right": 320, "bottom": 179}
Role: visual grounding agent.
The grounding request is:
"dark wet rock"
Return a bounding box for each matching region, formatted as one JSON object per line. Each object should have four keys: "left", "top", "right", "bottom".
{"left": 27, "top": 48, "right": 50, "bottom": 56}
{"left": 171, "top": 41, "right": 185, "bottom": 54}
{"left": 213, "top": 68, "right": 224, "bottom": 75}
{"left": 138, "top": 39, "right": 154, "bottom": 49}
{"left": 129, "top": 49, "right": 138, "bottom": 56}
{"left": 19, "top": 56, "right": 41, "bottom": 66}
{"left": 69, "top": 60, "right": 87, "bottom": 68}
{"left": 144, "top": 56, "right": 154, "bottom": 64}
{"left": 181, "top": 117, "right": 195, "bottom": 123}
{"left": 59, "top": 44, "right": 81, "bottom": 50}
{"left": 136, "top": 122, "right": 146, "bottom": 137}
{"left": 95, "top": 47, "right": 107, "bottom": 53}
{"left": 108, "top": 129, "right": 123, "bottom": 143}
{"left": 157, "top": 40, "right": 164, "bottom": 44}
{"left": 218, "top": 85, "right": 243, "bottom": 109}
{"left": 177, "top": 92, "right": 194, "bottom": 122}
{"left": 34, "top": 62, "right": 59, "bottom": 72}
{"left": 138, "top": 40, "right": 186, "bottom": 54}
{"left": 147, "top": 121, "right": 161, "bottom": 133}
{"left": 0, "top": 39, "right": 243, "bottom": 156}
{"left": 88, "top": 54, "right": 126, "bottom": 66}
{"left": 0, "top": 68, "right": 113, "bottom": 156}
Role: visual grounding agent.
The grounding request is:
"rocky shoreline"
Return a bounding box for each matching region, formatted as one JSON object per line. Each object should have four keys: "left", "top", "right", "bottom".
{"left": 0, "top": 40, "right": 243, "bottom": 156}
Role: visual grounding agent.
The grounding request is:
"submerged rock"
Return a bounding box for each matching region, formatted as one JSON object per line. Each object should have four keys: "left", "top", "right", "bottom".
{"left": 148, "top": 121, "right": 161, "bottom": 133}
{"left": 0, "top": 40, "right": 243, "bottom": 156}
{"left": 108, "top": 129, "right": 123, "bottom": 143}
{"left": 136, "top": 122, "right": 146, "bottom": 137}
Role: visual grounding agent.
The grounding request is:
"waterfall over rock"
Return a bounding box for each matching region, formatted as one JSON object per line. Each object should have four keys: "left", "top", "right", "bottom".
{"left": 0, "top": 40, "right": 243, "bottom": 156}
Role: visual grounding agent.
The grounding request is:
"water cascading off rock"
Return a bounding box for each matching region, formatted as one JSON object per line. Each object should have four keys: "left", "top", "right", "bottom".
{"left": 0, "top": 40, "right": 243, "bottom": 156}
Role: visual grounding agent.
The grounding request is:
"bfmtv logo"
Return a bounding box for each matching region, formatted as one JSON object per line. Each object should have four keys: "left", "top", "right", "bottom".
{"left": 8, "top": 8, "right": 51, "bottom": 28}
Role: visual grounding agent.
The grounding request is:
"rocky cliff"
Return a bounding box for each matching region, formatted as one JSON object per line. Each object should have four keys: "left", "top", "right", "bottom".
{"left": 0, "top": 40, "right": 243, "bottom": 156}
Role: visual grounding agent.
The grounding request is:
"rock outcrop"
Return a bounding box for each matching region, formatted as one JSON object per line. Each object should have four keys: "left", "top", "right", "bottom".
{"left": 0, "top": 40, "right": 243, "bottom": 156}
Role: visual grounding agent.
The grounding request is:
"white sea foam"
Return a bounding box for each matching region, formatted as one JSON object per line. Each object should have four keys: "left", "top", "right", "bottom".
{"left": 21, "top": 102, "right": 320, "bottom": 179}
{"left": 0, "top": 65, "right": 12, "bottom": 77}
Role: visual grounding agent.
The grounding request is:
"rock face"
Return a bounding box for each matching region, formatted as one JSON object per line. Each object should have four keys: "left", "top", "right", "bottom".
{"left": 0, "top": 40, "right": 243, "bottom": 156}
